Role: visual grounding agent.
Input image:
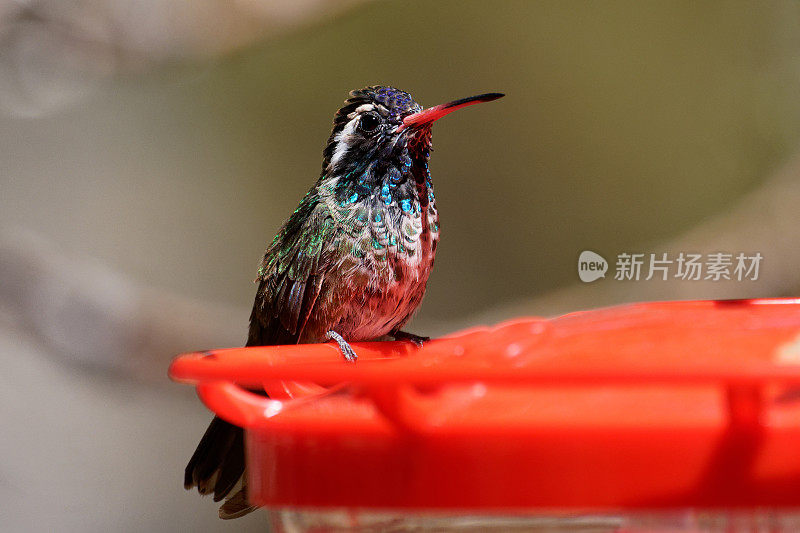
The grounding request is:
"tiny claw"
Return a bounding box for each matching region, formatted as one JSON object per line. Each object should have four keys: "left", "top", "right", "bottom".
{"left": 391, "top": 330, "right": 430, "bottom": 347}
{"left": 325, "top": 330, "right": 357, "bottom": 362}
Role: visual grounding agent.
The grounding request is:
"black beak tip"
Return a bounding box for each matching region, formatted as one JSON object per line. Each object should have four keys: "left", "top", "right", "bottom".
{"left": 441, "top": 92, "right": 506, "bottom": 110}
{"left": 481, "top": 92, "right": 505, "bottom": 102}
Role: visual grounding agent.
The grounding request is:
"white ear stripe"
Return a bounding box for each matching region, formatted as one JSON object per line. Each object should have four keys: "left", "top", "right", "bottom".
{"left": 329, "top": 117, "right": 358, "bottom": 168}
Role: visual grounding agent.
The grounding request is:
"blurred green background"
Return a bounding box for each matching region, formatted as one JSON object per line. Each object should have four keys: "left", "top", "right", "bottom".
{"left": 5, "top": 1, "right": 800, "bottom": 327}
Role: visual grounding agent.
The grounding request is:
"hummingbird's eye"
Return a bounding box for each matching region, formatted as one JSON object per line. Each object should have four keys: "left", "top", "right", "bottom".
{"left": 359, "top": 112, "right": 380, "bottom": 133}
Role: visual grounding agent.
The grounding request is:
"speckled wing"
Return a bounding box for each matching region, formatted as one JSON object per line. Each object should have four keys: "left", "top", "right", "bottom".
{"left": 248, "top": 191, "right": 336, "bottom": 346}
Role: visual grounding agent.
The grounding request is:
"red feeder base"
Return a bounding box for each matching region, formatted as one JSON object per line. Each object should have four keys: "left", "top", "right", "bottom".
{"left": 170, "top": 299, "right": 800, "bottom": 525}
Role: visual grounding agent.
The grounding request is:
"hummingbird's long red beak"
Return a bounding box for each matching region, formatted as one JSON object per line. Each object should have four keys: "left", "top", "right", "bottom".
{"left": 398, "top": 92, "right": 504, "bottom": 132}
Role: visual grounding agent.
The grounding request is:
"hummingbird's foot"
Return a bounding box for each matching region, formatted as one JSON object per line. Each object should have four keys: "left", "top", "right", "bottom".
{"left": 325, "top": 330, "right": 357, "bottom": 362}
{"left": 390, "top": 329, "right": 430, "bottom": 347}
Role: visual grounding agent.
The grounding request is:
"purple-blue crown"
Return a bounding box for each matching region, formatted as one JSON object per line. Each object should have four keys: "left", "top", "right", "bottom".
{"left": 369, "top": 86, "right": 421, "bottom": 116}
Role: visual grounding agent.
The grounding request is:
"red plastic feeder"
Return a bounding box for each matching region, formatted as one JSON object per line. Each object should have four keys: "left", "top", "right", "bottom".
{"left": 170, "top": 299, "right": 800, "bottom": 530}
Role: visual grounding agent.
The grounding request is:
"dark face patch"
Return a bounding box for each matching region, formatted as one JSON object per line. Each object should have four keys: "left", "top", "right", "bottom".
{"left": 322, "top": 86, "right": 425, "bottom": 174}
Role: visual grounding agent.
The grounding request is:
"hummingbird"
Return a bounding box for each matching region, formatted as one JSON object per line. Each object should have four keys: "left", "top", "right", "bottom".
{"left": 183, "top": 86, "right": 504, "bottom": 518}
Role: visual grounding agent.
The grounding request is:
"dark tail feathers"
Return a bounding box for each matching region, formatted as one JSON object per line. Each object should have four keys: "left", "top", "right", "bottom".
{"left": 184, "top": 416, "right": 256, "bottom": 518}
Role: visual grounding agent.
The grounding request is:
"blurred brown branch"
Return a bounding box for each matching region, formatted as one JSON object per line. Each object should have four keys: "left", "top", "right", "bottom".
{"left": 0, "top": 230, "right": 246, "bottom": 382}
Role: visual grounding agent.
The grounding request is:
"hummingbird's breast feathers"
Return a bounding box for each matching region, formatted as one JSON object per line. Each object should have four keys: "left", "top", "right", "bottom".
{"left": 318, "top": 161, "right": 437, "bottom": 279}
{"left": 253, "top": 155, "right": 438, "bottom": 344}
